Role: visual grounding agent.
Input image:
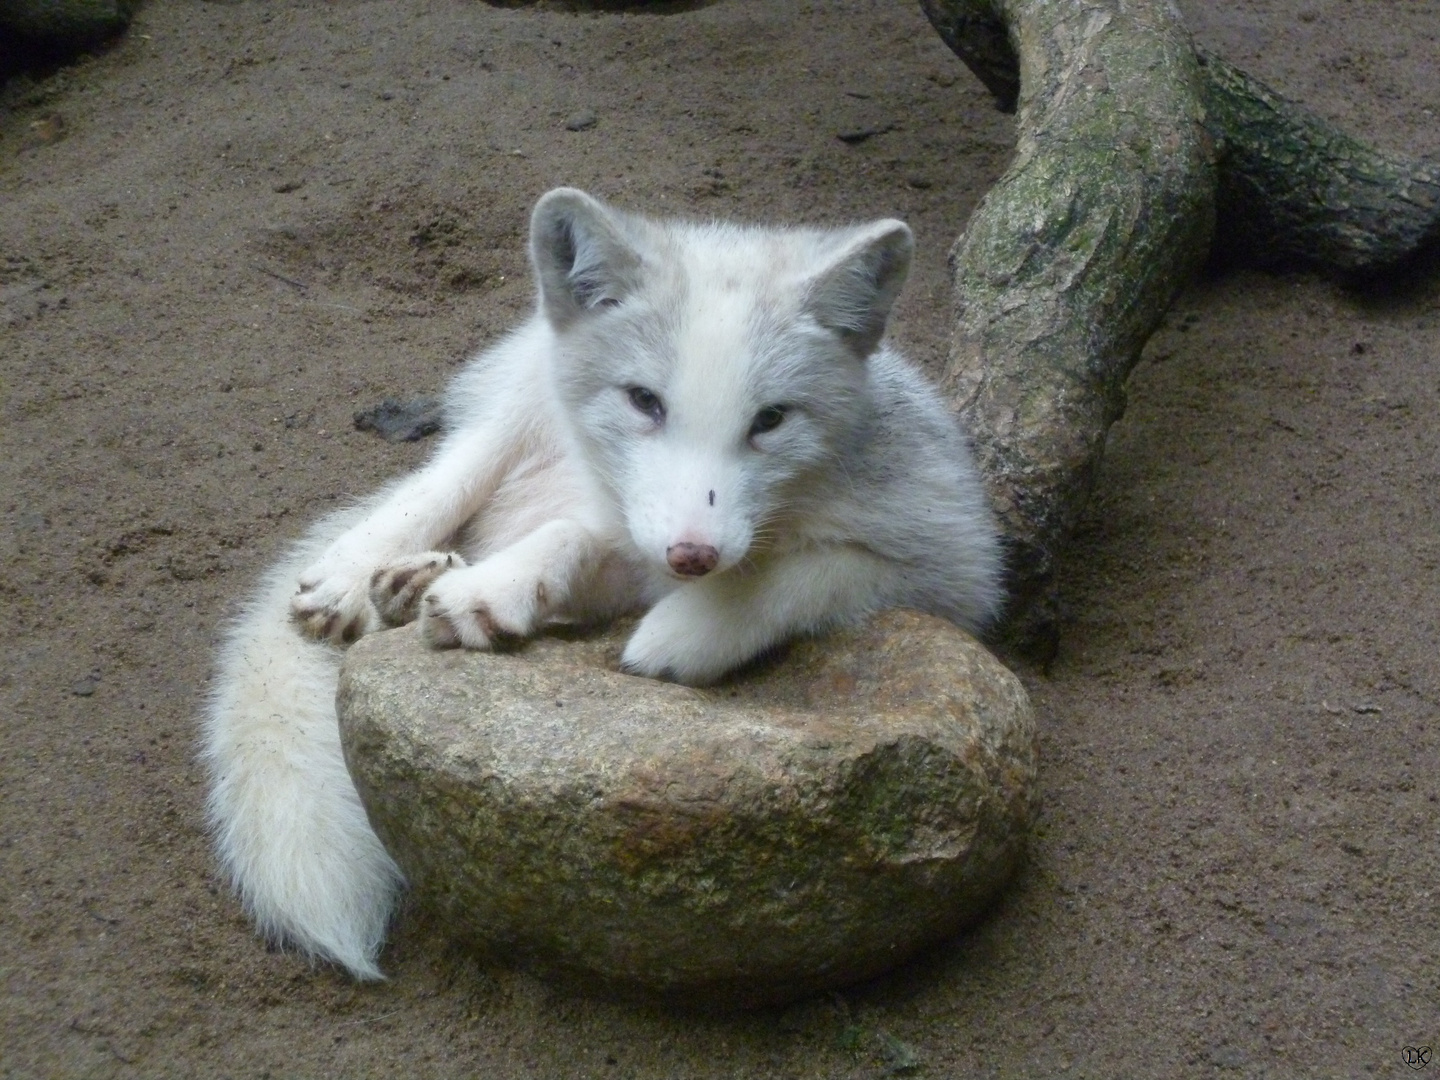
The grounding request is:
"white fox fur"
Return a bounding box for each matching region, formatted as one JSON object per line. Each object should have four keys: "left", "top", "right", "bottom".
{"left": 203, "top": 188, "right": 1003, "bottom": 979}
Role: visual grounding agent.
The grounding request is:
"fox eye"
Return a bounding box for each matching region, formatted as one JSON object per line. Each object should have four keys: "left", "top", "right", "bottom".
{"left": 749, "top": 405, "right": 788, "bottom": 437}
{"left": 627, "top": 386, "right": 664, "bottom": 421}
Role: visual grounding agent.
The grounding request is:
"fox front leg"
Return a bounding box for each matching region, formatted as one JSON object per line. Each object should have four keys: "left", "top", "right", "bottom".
{"left": 290, "top": 429, "right": 502, "bottom": 645}
{"left": 419, "top": 519, "right": 612, "bottom": 649}
{"left": 621, "top": 545, "right": 897, "bottom": 685}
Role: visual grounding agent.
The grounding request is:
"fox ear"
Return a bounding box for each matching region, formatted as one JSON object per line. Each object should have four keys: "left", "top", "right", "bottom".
{"left": 802, "top": 220, "right": 914, "bottom": 356}
{"left": 530, "top": 188, "right": 643, "bottom": 328}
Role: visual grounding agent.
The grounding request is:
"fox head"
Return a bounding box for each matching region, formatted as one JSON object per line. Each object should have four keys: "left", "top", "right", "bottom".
{"left": 530, "top": 187, "right": 913, "bottom": 580}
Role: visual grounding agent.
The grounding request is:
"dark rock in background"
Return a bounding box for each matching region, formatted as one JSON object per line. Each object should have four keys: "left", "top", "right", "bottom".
{"left": 0, "top": 0, "right": 138, "bottom": 79}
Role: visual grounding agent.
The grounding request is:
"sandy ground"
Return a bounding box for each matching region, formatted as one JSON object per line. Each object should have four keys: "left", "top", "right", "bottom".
{"left": 2, "top": 1, "right": 1438, "bottom": 1076}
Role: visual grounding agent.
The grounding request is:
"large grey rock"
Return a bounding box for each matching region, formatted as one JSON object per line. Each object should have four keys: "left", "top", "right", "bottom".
{"left": 338, "top": 610, "right": 1037, "bottom": 1007}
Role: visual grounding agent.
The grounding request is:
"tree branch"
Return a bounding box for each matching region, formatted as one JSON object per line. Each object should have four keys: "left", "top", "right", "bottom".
{"left": 919, "top": 0, "right": 1439, "bottom": 655}
{"left": 925, "top": 0, "right": 1214, "bottom": 657}
{"left": 1199, "top": 50, "right": 1440, "bottom": 274}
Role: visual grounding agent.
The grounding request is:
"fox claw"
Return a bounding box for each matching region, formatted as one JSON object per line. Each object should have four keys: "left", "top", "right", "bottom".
{"left": 369, "top": 551, "right": 467, "bottom": 627}
{"left": 420, "top": 596, "right": 526, "bottom": 650}
{"left": 417, "top": 558, "right": 543, "bottom": 651}
{"left": 290, "top": 577, "right": 380, "bottom": 644}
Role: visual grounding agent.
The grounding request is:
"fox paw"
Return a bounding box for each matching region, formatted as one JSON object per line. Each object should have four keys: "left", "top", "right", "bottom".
{"left": 418, "top": 561, "right": 543, "bottom": 651}
{"left": 369, "top": 551, "right": 467, "bottom": 627}
{"left": 292, "top": 562, "right": 382, "bottom": 645}
{"left": 621, "top": 592, "right": 746, "bottom": 685}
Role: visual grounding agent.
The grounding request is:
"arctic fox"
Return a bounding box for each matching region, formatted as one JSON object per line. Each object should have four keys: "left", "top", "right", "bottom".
{"left": 203, "top": 188, "right": 1003, "bottom": 979}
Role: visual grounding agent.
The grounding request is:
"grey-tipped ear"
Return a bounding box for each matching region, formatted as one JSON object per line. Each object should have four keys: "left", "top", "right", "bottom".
{"left": 530, "top": 188, "right": 642, "bottom": 328}
{"left": 802, "top": 220, "right": 914, "bottom": 356}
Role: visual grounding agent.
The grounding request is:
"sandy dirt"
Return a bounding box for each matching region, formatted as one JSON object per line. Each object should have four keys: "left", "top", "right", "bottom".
{"left": 2, "top": 1, "right": 1438, "bottom": 1076}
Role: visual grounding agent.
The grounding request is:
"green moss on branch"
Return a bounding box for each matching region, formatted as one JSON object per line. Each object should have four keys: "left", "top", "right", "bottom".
{"left": 928, "top": 0, "right": 1214, "bottom": 654}
{"left": 920, "top": 0, "right": 1438, "bottom": 652}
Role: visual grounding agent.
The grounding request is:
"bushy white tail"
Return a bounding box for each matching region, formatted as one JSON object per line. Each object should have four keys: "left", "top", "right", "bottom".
{"left": 202, "top": 531, "right": 403, "bottom": 980}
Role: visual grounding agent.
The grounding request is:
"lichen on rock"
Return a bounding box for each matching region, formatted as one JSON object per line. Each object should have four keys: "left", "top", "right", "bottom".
{"left": 338, "top": 610, "right": 1037, "bottom": 1007}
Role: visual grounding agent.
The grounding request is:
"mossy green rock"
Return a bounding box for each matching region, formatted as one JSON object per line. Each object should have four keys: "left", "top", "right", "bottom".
{"left": 337, "top": 610, "right": 1037, "bottom": 1007}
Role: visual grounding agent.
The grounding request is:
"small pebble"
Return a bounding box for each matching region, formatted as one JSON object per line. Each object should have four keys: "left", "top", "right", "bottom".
{"left": 29, "top": 114, "right": 66, "bottom": 146}
{"left": 836, "top": 123, "right": 894, "bottom": 145}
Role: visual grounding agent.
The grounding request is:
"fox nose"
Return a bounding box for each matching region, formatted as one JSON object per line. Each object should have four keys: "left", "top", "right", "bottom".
{"left": 667, "top": 542, "right": 719, "bottom": 577}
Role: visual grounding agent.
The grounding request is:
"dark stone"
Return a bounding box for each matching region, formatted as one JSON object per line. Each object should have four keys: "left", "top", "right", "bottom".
{"left": 352, "top": 397, "right": 443, "bottom": 442}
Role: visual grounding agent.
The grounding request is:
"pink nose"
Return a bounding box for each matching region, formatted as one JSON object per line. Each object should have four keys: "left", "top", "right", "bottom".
{"left": 666, "top": 542, "right": 719, "bottom": 577}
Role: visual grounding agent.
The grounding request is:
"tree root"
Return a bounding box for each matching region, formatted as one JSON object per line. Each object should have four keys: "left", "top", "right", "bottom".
{"left": 1198, "top": 50, "right": 1440, "bottom": 275}
{"left": 918, "top": 0, "right": 1439, "bottom": 655}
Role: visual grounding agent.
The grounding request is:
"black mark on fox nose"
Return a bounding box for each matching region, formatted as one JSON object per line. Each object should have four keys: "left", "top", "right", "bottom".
{"left": 708, "top": 490, "right": 715, "bottom": 507}
{"left": 667, "top": 542, "right": 719, "bottom": 577}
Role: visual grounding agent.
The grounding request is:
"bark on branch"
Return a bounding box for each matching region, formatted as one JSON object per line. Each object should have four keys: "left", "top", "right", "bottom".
{"left": 1199, "top": 51, "right": 1440, "bottom": 274}
{"left": 918, "top": 0, "right": 1440, "bottom": 656}
{"left": 922, "top": 0, "right": 1214, "bottom": 656}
